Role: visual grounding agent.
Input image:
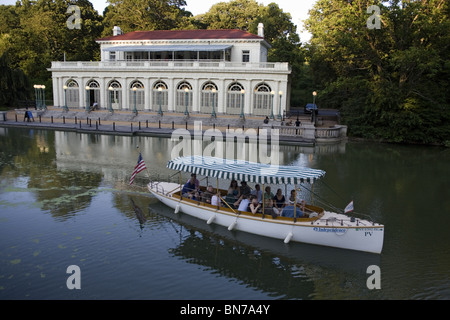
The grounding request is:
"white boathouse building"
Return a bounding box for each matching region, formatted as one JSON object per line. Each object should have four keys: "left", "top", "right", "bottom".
{"left": 49, "top": 24, "right": 291, "bottom": 117}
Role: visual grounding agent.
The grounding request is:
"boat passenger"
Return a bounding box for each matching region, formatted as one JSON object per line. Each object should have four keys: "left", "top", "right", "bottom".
{"left": 282, "top": 206, "right": 304, "bottom": 218}
{"left": 249, "top": 195, "right": 262, "bottom": 214}
{"left": 251, "top": 184, "right": 263, "bottom": 203}
{"left": 192, "top": 190, "right": 201, "bottom": 201}
{"left": 236, "top": 194, "right": 250, "bottom": 212}
{"left": 211, "top": 192, "right": 221, "bottom": 207}
{"left": 202, "top": 185, "right": 214, "bottom": 204}
{"left": 233, "top": 181, "right": 251, "bottom": 207}
{"left": 225, "top": 180, "right": 239, "bottom": 207}
{"left": 263, "top": 186, "right": 274, "bottom": 203}
{"left": 182, "top": 175, "right": 197, "bottom": 199}
{"left": 228, "top": 180, "right": 239, "bottom": 195}
{"left": 273, "top": 188, "right": 286, "bottom": 216}
{"left": 187, "top": 173, "right": 200, "bottom": 190}
{"left": 289, "top": 189, "right": 306, "bottom": 213}
{"left": 263, "top": 198, "right": 278, "bottom": 219}
{"left": 239, "top": 181, "right": 251, "bottom": 197}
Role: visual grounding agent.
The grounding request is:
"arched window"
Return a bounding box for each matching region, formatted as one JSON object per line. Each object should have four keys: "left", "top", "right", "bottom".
{"left": 108, "top": 80, "right": 122, "bottom": 110}
{"left": 176, "top": 81, "right": 193, "bottom": 113}
{"left": 129, "top": 80, "right": 145, "bottom": 111}
{"left": 86, "top": 79, "right": 101, "bottom": 108}
{"left": 253, "top": 83, "right": 272, "bottom": 116}
{"left": 226, "top": 82, "right": 244, "bottom": 115}
{"left": 152, "top": 81, "right": 168, "bottom": 112}
{"left": 87, "top": 80, "right": 100, "bottom": 89}
{"left": 65, "top": 79, "right": 79, "bottom": 108}
{"left": 200, "top": 82, "right": 218, "bottom": 114}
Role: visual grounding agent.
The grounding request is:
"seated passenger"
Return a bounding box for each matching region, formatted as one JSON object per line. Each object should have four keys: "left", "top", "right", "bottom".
{"left": 262, "top": 198, "right": 277, "bottom": 218}
{"left": 202, "top": 185, "right": 214, "bottom": 204}
{"left": 192, "top": 190, "right": 201, "bottom": 201}
{"left": 263, "top": 186, "right": 274, "bottom": 203}
{"left": 273, "top": 188, "right": 286, "bottom": 216}
{"left": 281, "top": 206, "right": 304, "bottom": 218}
{"left": 234, "top": 181, "right": 251, "bottom": 207}
{"left": 239, "top": 181, "right": 251, "bottom": 197}
{"left": 236, "top": 194, "right": 250, "bottom": 212}
{"left": 249, "top": 195, "right": 261, "bottom": 214}
{"left": 211, "top": 192, "right": 221, "bottom": 206}
{"left": 288, "top": 189, "right": 306, "bottom": 213}
{"left": 225, "top": 180, "right": 239, "bottom": 208}
{"left": 251, "top": 184, "right": 263, "bottom": 203}
{"left": 181, "top": 175, "right": 197, "bottom": 199}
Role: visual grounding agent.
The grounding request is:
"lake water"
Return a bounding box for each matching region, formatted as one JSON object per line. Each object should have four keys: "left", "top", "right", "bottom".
{"left": 0, "top": 127, "right": 449, "bottom": 300}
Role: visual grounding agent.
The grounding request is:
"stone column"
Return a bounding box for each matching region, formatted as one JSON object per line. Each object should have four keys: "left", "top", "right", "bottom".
{"left": 193, "top": 78, "right": 199, "bottom": 113}
{"left": 145, "top": 78, "right": 151, "bottom": 110}
{"left": 168, "top": 78, "right": 175, "bottom": 112}
{"left": 218, "top": 79, "right": 226, "bottom": 114}
{"left": 52, "top": 76, "right": 59, "bottom": 107}
{"left": 122, "top": 78, "right": 128, "bottom": 110}
{"left": 100, "top": 77, "right": 106, "bottom": 110}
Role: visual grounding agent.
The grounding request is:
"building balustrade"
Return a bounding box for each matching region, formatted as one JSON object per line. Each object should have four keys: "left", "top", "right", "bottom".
{"left": 268, "top": 124, "right": 347, "bottom": 142}
{"left": 51, "top": 60, "right": 291, "bottom": 72}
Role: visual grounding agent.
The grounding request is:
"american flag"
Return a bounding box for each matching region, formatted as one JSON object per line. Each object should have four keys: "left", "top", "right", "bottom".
{"left": 129, "top": 153, "right": 147, "bottom": 185}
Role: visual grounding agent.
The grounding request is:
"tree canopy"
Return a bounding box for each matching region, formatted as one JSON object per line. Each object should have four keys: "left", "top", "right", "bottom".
{"left": 101, "top": 0, "right": 192, "bottom": 35}
{"left": 0, "top": 0, "right": 103, "bottom": 97}
{"left": 305, "top": 0, "right": 450, "bottom": 144}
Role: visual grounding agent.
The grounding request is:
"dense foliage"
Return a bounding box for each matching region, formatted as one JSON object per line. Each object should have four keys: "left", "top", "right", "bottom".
{"left": 0, "top": 0, "right": 448, "bottom": 144}
{"left": 0, "top": 0, "right": 103, "bottom": 107}
{"left": 305, "top": 0, "right": 450, "bottom": 144}
{"left": 0, "top": 52, "right": 31, "bottom": 109}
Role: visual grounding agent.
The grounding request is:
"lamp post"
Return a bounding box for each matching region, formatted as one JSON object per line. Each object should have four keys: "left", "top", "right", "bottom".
{"left": 158, "top": 87, "right": 163, "bottom": 116}
{"left": 33, "top": 85, "right": 39, "bottom": 110}
{"left": 42, "top": 85, "right": 46, "bottom": 110}
{"left": 277, "top": 90, "right": 283, "bottom": 120}
{"left": 63, "top": 85, "right": 68, "bottom": 112}
{"left": 312, "top": 91, "right": 317, "bottom": 125}
{"left": 184, "top": 87, "right": 190, "bottom": 117}
{"left": 108, "top": 86, "right": 114, "bottom": 113}
{"left": 132, "top": 87, "right": 137, "bottom": 115}
{"left": 240, "top": 89, "right": 245, "bottom": 121}
{"left": 36, "top": 85, "right": 43, "bottom": 110}
{"left": 85, "top": 86, "right": 90, "bottom": 112}
{"left": 270, "top": 91, "right": 275, "bottom": 119}
{"left": 211, "top": 88, "right": 217, "bottom": 118}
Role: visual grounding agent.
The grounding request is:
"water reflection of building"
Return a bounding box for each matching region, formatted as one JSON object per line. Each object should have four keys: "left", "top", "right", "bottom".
{"left": 36, "top": 134, "right": 49, "bottom": 153}
{"left": 53, "top": 131, "right": 346, "bottom": 187}
{"left": 53, "top": 131, "right": 289, "bottom": 181}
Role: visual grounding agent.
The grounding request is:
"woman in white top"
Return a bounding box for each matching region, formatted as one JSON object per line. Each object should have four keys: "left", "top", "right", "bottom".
{"left": 237, "top": 194, "right": 250, "bottom": 212}
{"left": 211, "top": 192, "right": 221, "bottom": 206}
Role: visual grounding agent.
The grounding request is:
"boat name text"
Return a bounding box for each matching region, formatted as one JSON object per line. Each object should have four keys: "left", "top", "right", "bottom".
{"left": 313, "top": 227, "right": 347, "bottom": 233}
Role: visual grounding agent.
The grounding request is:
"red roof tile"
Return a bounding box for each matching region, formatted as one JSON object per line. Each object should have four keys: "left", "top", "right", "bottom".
{"left": 97, "top": 29, "right": 263, "bottom": 42}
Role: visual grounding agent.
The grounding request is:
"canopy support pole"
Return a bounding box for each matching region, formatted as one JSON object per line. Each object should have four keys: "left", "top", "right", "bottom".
{"left": 179, "top": 171, "right": 182, "bottom": 200}
{"left": 262, "top": 183, "right": 265, "bottom": 219}
{"left": 294, "top": 183, "right": 298, "bottom": 223}
{"left": 216, "top": 176, "right": 220, "bottom": 210}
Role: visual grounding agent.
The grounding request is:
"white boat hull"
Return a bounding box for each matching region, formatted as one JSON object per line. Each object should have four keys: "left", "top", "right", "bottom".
{"left": 149, "top": 182, "right": 384, "bottom": 254}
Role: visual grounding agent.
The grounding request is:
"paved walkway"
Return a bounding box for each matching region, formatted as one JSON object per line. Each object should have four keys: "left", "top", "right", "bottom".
{"left": 0, "top": 107, "right": 328, "bottom": 146}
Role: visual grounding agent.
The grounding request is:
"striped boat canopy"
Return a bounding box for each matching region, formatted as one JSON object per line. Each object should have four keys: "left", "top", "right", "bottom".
{"left": 167, "top": 156, "right": 326, "bottom": 184}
